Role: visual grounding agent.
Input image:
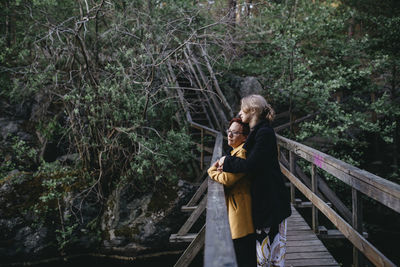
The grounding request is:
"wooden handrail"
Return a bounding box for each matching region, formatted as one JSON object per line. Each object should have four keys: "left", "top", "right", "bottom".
{"left": 204, "top": 133, "right": 237, "bottom": 267}
{"left": 280, "top": 151, "right": 353, "bottom": 223}
{"left": 187, "top": 123, "right": 236, "bottom": 267}
{"left": 168, "top": 58, "right": 237, "bottom": 266}
{"left": 189, "top": 121, "right": 219, "bottom": 136}
{"left": 277, "top": 134, "right": 400, "bottom": 213}
{"left": 277, "top": 134, "right": 400, "bottom": 267}
{"left": 189, "top": 104, "right": 236, "bottom": 266}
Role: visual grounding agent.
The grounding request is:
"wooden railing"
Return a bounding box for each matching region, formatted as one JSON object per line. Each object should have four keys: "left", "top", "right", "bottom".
{"left": 182, "top": 107, "right": 237, "bottom": 267}
{"left": 173, "top": 129, "right": 237, "bottom": 267}
{"left": 184, "top": 95, "right": 238, "bottom": 266}
{"left": 277, "top": 134, "right": 400, "bottom": 267}
{"left": 177, "top": 102, "right": 238, "bottom": 267}
{"left": 167, "top": 57, "right": 237, "bottom": 266}
{"left": 168, "top": 47, "right": 399, "bottom": 266}
{"left": 204, "top": 133, "right": 238, "bottom": 267}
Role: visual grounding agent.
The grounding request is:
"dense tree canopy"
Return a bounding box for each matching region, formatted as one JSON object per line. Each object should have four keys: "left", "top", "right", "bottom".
{"left": 0, "top": 0, "right": 399, "bottom": 262}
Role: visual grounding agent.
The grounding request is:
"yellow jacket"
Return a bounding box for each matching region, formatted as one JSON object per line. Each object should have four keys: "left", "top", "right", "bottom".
{"left": 207, "top": 143, "right": 254, "bottom": 239}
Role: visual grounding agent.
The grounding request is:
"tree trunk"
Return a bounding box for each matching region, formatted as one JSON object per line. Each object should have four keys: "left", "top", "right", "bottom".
{"left": 228, "top": 0, "right": 237, "bottom": 25}
{"left": 391, "top": 63, "right": 398, "bottom": 169}
{"left": 235, "top": 0, "right": 241, "bottom": 24}
{"left": 5, "top": 0, "right": 12, "bottom": 47}
{"left": 394, "top": 122, "right": 399, "bottom": 169}
{"left": 289, "top": 48, "right": 295, "bottom": 137}
{"left": 348, "top": 16, "right": 354, "bottom": 37}
{"left": 95, "top": 11, "right": 99, "bottom": 66}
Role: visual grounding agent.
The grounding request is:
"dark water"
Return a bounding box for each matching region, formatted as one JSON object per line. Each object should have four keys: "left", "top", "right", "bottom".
{"left": 5, "top": 253, "right": 204, "bottom": 267}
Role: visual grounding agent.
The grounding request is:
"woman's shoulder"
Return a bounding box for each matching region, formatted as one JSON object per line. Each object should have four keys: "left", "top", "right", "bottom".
{"left": 255, "top": 123, "right": 275, "bottom": 136}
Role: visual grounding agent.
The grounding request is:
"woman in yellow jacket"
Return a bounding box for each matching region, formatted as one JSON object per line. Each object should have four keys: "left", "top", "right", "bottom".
{"left": 208, "top": 117, "right": 255, "bottom": 267}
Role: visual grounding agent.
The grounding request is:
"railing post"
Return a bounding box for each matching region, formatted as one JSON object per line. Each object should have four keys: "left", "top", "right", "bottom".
{"left": 200, "top": 128, "right": 204, "bottom": 170}
{"left": 289, "top": 151, "right": 296, "bottom": 204}
{"left": 311, "top": 163, "right": 319, "bottom": 233}
{"left": 352, "top": 188, "right": 364, "bottom": 267}
{"left": 277, "top": 145, "right": 281, "bottom": 163}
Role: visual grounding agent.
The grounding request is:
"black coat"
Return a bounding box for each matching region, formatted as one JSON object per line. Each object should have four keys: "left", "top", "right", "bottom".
{"left": 223, "top": 120, "right": 291, "bottom": 229}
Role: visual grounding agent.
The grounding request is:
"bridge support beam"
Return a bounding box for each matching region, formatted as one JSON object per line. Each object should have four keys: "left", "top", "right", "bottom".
{"left": 352, "top": 188, "right": 364, "bottom": 267}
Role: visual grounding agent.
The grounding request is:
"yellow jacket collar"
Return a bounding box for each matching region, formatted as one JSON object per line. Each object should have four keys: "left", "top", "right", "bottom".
{"left": 230, "top": 143, "right": 245, "bottom": 156}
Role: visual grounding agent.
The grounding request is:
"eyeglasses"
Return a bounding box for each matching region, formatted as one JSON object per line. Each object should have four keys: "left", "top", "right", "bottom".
{"left": 226, "top": 130, "right": 243, "bottom": 136}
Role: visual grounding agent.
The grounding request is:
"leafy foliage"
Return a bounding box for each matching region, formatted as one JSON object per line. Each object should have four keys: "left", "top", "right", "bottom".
{"left": 219, "top": 0, "right": 399, "bottom": 180}
{"left": 1, "top": 0, "right": 197, "bottom": 190}
{"left": 1, "top": 0, "right": 399, "bottom": 258}
{"left": 0, "top": 136, "right": 37, "bottom": 178}
{"left": 1, "top": 0, "right": 200, "bottom": 252}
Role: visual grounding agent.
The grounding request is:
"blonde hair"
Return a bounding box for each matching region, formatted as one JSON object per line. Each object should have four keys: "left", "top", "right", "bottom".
{"left": 241, "top": 94, "right": 275, "bottom": 122}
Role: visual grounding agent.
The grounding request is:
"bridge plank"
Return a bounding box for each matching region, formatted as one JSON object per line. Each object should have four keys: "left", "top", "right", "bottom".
{"left": 170, "top": 233, "right": 197, "bottom": 243}
{"left": 285, "top": 206, "right": 340, "bottom": 267}
{"left": 285, "top": 258, "right": 340, "bottom": 266}
{"left": 287, "top": 233, "right": 319, "bottom": 241}
{"left": 282, "top": 166, "right": 396, "bottom": 267}
{"left": 286, "top": 251, "right": 333, "bottom": 260}
{"left": 286, "top": 266, "right": 339, "bottom": 267}
{"left": 286, "top": 239, "right": 324, "bottom": 247}
{"left": 286, "top": 245, "right": 327, "bottom": 253}
{"left": 287, "top": 230, "right": 316, "bottom": 236}
{"left": 287, "top": 225, "right": 312, "bottom": 231}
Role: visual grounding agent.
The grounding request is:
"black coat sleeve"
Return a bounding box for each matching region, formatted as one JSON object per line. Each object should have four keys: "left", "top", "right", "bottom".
{"left": 223, "top": 127, "right": 277, "bottom": 173}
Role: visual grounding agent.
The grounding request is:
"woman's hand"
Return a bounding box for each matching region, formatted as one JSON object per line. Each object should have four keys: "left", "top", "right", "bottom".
{"left": 217, "top": 156, "right": 226, "bottom": 171}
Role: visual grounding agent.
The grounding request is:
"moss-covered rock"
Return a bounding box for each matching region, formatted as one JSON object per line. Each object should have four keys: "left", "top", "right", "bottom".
{"left": 100, "top": 179, "right": 196, "bottom": 256}
{"left": 0, "top": 167, "right": 197, "bottom": 263}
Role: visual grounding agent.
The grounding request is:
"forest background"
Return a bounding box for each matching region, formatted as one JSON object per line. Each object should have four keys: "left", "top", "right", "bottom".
{"left": 0, "top": 0, "right": 399, "bottom": 265}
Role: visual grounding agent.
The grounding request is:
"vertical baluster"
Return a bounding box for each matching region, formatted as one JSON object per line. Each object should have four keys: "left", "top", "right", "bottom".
{"left": 277, "top": 144, "right": 281, "bottom": 161}
{"left": 311, "top": 163, "right": 319, "bottom": 233}
{"left": 289, "top": 151, "right": 295, "bottom": 204}
{"left": 352, "top": 188, "right": 364, "bottom": 267}
{"left": 200, "top": 128, "right": 204, "bottom": 170}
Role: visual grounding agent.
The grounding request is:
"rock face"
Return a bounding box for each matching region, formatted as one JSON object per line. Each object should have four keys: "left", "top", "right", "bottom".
{"left": 0, "top": 170, "right": 196, "bottom": 263}
{"left": 100, "top": 179, "right": 196, "bottom": 255}
{"left": 0, "top": 92, "right": 198, "bottom": 264}
{"left": 0, "top": 172, "right": 55, "bottom": 262}
{"left": 0, "top": 118, "right": 33, "bottom": 142}
{"left": 239, "top": 76, "right": 263, "bottom": 98}
{"left": 222, "top": 75, "right": 264, "bottom": 114}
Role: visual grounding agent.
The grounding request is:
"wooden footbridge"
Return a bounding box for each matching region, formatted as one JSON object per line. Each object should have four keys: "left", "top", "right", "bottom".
{"left": 166, "top": 44, "right": 400, "bottom": 267}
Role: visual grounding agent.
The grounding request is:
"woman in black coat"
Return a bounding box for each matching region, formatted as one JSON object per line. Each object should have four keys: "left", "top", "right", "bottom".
{"left": 218, "top": 94, "right": 291, "bottom": 267}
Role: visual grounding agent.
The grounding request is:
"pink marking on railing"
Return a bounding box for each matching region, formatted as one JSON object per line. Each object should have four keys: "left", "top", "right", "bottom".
{"left": 313, "top": 154, "right": 324, "bottom": 168}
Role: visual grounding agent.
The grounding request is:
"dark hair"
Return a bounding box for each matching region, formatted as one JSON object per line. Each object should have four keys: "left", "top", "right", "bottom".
{"left": 229, "top": 117, "right": 250, "bottom": 136}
